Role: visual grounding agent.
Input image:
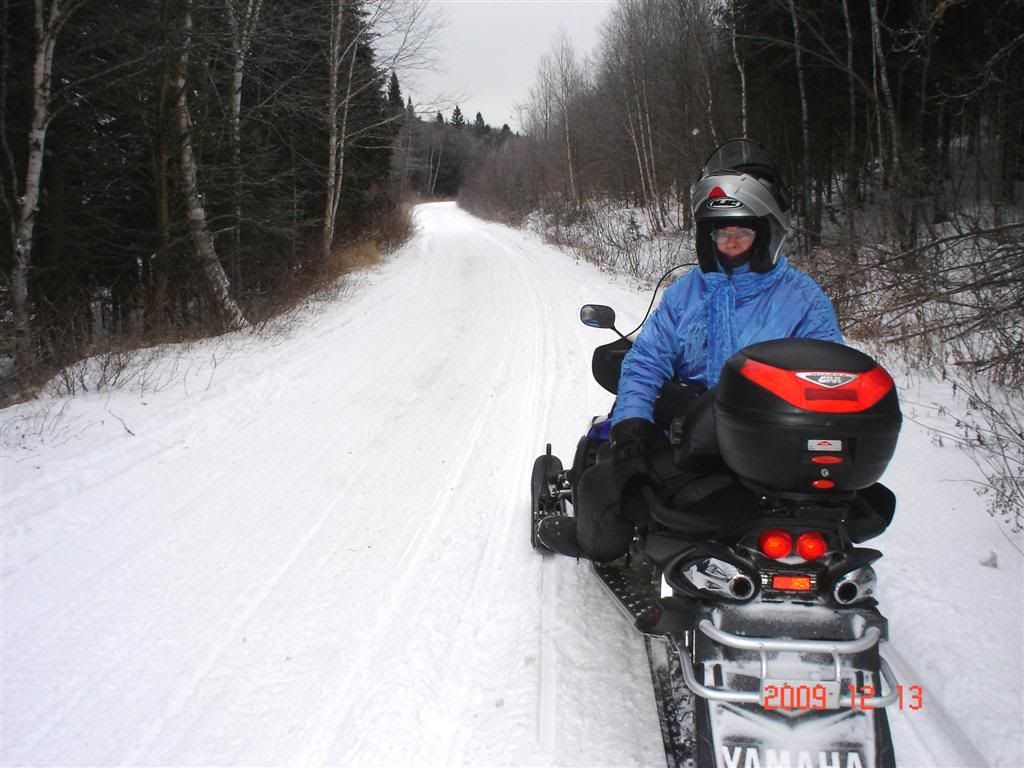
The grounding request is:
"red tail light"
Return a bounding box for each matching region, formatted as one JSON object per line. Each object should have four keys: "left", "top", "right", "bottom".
{"left": 796, "top": 531, "right": 828, "bottom": 561}
{"left": 739, "top": 359, "right": 894, "bottom": 414}
{"left": 759, "top": 529, "right": 793, "bottom": 559}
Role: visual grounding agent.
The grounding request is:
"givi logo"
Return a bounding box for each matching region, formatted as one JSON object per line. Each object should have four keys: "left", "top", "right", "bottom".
{"left": 796, "top": 372, "right": 859, "bottom": 388}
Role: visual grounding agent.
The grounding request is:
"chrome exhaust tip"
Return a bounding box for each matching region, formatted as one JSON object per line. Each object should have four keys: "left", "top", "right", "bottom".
{"left": 833, "top": 566, "right": 876, "bottom": 606}
{"left": 728, "top": 574, "right": 755, "bottom": 599}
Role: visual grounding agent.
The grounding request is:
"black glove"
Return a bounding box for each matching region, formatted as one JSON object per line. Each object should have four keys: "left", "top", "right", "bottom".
{"left": 610, "top": 418, "right": 663, "bottom": 521}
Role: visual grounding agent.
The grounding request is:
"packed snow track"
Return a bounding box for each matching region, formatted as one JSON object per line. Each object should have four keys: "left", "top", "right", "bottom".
{"left": 2, "top": 203, "right": 1020, "bottom": 767}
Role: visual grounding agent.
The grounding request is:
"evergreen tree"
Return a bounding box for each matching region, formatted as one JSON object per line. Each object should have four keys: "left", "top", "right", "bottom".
{"left": 450, "top": 104, "right": 465, "bottom": 129}
{"left": 435, "top": 111, "right": 445, "bottom": 124}
{"left": 473, "top": 111, "right": 489, "bottom": 136}
{"left": 387, "top": 71, "right": 403, "bottom": 113}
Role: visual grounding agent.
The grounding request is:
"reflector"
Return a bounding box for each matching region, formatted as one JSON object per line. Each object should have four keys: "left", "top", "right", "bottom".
{"left": 739, "top": 359, "right": 894, "bottom": 414}
{"left": 811, "top": 456, "right": 843, "bottom": 465}
{"left": 772, "top": 574, "right": 813, "bottom": 591}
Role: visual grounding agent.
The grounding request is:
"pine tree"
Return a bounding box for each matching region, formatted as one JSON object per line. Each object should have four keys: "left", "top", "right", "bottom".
{"left": 450, "top": 104, "right": 465, "bottom": 129}
{"left": 473, "top": 111, "right": 489, "bottom": 136}
{"left": 387, "top": 71, "right": 403, "bottom": 113}
{"left": 435, "top": 111, "right": 445, "bottom": 124}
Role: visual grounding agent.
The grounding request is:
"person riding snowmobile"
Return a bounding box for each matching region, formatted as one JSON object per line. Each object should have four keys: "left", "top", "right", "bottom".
{"left": 537, "top": 141, "right": 844, "bottom": 561}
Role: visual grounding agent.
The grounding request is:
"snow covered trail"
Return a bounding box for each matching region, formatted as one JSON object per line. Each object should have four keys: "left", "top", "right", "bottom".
{"left": 1, "top": 202, "right": 661, "bottom": 766}
{"left": 2, "top": 202, "right": 1020, "bottom": 767}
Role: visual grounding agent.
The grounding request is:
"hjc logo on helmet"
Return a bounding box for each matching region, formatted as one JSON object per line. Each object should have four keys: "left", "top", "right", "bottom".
{"left": 708, "top": 198, "right": 743, "bottom": 208}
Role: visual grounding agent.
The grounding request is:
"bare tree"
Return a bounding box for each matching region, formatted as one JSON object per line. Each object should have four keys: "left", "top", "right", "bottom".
{"left": 729, "top": 1, "right": 748, "bottom": 138}
{"left": 321, "top": 0, "right": 437, "bottom": 258}
{"left": 551, "top": 33, "right": 583, "bottom": 204}
{"left": 868, "top": 0, "right": 901, "bottom": 181}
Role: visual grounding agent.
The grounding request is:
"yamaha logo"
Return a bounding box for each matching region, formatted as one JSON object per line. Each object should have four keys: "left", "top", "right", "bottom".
{"left": 796, "top": 372, "right": 859, "bottom": 388}
{"left": 707, "top": 197, "right": 743, "bottom": 208}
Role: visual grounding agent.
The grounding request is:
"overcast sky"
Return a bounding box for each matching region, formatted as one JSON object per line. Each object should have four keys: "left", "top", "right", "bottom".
{"left": 405, "top": 0, "right": 614, "bottom": 133}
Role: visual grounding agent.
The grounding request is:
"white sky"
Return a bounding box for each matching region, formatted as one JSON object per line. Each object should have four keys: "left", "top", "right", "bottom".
{"left": 406, "top": 0, "right": 614, "bottom": 132}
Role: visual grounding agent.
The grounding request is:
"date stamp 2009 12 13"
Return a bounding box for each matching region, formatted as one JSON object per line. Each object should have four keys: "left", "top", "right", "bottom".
{"left": 761, "top": 683, "right": 924, "bottom": 712}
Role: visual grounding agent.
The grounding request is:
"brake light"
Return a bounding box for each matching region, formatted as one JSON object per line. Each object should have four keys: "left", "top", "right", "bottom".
{"left": 739, "top": 359, "right": 894, "bottom": 413}
{"left": 759, "top": 529, "right": 793, "bottom": 559}
{"left": 796, "top": 531, "right": 828, "bottom": 561}
{"left": 772, "top": 574, "right": 813, "bottom": 591}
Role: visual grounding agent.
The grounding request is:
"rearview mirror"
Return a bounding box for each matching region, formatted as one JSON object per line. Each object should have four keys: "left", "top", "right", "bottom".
{"left": 580, "top": 304, "right": 616, "bottom": 329}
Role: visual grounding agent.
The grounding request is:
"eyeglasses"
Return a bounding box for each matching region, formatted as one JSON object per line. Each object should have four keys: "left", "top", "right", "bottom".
{"left": 711, "top": 227, "right": 756, "bottom": 244}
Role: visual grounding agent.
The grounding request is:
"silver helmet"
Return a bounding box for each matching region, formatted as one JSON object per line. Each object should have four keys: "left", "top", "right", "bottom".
{"left": 691, "top": 140, "right": 791, "bottom": 273}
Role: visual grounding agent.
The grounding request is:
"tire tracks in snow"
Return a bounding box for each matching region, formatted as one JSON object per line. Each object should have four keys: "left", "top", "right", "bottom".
{"left": 294, "top": 217, "right": 533, "bottom": 766}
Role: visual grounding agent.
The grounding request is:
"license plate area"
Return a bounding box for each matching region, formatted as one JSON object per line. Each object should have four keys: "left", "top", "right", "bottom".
{"left": 760, "top": 679, "right": 841, "bottom": 711}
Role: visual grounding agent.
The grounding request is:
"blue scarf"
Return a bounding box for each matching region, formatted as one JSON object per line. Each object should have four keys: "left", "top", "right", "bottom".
{"left": 685, "top": 257, "right": 789, "bottom": 386}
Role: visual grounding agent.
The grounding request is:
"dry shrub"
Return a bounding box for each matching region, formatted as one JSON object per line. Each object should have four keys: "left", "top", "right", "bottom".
{"left": 373, "top": 202, "right": 415, "bottom": 253}
{"left": 320, "top": 240, "right": 382, "bottom": 279}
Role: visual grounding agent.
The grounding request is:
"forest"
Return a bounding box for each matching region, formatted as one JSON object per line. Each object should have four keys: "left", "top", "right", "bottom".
{"left": 460, "top": 0, "right": 1023, "bottom": 393}
{"left": 1, "top": 0, "right": 445, "bottom": 389}
{"left": 2, "top": 0, "right": 1022, "bottom": 523}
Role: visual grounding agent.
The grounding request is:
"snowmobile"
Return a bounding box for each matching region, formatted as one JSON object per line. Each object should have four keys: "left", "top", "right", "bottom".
{"left": 531, "top": 295, "right": 904, "bottom": 768}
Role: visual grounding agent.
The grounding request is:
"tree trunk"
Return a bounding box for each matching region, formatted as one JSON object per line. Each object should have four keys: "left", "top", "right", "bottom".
{"left": 640, "top": 77, "right": 665, "bottom": 231}
{"left": 623, "top": 82, "right": 650, "bottom": 213}
{"left": 730, "top": 4, "right": 747, "bottom": 138}
{"left": 840, "top": 0, "right": 859, "bottom": 203}
{"left": 322, "top": 0, "right": 359, "bottom": 260}
{"left": 9, "top": 0, "right": 81, "bottom": 370}
{"left": 174, "top": 0, "right": 246, "bottom": 328}
{"left": 869, "top": 0, "right": 901, "bottom": 178}
{"left": 788, "top": 0, "right": 816, "bottom": 243}
{"left": 226, "top": 0, "right": 263, "bottom": 281}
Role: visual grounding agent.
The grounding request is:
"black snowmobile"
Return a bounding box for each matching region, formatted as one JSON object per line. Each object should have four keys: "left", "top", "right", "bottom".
{"left": 531, "top": 298, "right": 905, "bottom": 768}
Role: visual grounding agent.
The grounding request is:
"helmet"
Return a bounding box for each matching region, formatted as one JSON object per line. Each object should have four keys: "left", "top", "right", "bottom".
{"left": 691, "top": 140, "right": 791, "bottom": 273}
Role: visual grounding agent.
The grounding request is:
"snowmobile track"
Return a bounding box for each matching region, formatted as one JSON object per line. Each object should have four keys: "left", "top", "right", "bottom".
{"left": 592, "top": 555, "right": 698, "bottom": 768}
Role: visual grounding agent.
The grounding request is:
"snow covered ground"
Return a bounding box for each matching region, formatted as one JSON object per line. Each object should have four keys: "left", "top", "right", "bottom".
{"left": 2, "top": 202, "right": 1021, "bottom": 767}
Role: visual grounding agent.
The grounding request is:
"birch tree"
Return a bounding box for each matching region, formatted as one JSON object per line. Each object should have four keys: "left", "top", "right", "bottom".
{"left": 868, "top": 0, "right": 901, "bottom": 181}
{"left": 225, "top": 0, "right": 263, "bottom": 265}
{"left": 6, "top": 0, "right": 86, "bottom": 369}
{"left": 605, "top": 1, "right": 667, "bottom": 231}
{"left": 729, "top": 2, "right": 748, "bottom": 138}
{"left": 321, "top": 0, "right": 436, "bottom": 258}
{"left": 173, "top": 0, "right": 247, "bottom": 327}
{"left": 551, "top": 33, "right": 582, "bottom": 204}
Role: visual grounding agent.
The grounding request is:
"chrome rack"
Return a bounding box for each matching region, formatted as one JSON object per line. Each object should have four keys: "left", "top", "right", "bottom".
{"left": 675, "top": 619, "right": 900, "bottom": 710}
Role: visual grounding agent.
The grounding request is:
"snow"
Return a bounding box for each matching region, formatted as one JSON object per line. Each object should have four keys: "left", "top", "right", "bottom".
{"left": 2, "top": 202, "right": 1021, "bottom": 767}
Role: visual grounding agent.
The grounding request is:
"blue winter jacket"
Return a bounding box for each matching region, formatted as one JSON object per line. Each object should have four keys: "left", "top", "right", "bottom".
{"left": 611, "top": 255, "right": 843, "bottom": 425}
